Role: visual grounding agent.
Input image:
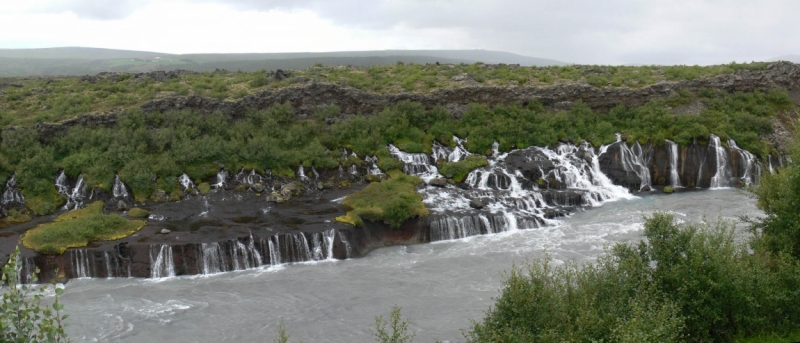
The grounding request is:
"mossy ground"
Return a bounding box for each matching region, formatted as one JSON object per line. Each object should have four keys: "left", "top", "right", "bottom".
{"left": 126, "top": 207, "right": 150, "bottom": 218}
{"left": 21, "top": 201, "right": 145, "bottom": 254}
{"left": 336, "top": 171, "right": 429, "bottom": 228}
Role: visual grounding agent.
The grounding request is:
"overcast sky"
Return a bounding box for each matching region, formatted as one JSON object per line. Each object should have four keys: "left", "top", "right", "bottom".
{"left": 0, "top": 0, "right": 796, "bottom": 65}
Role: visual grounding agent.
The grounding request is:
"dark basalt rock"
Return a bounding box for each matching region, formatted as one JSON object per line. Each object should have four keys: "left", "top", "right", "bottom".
{"left": 428, "top": 178, "right": 448, "bottom": 188}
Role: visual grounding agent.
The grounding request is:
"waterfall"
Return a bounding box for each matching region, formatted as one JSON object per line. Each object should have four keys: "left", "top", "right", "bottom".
{"left": 55, "top": 171, "right": 87, "bottom": 210}
{"left": 199, "top": 243, "right": 228, "bottom": 274}
{"left": 213, "top": 170, "right": 228, "bottom": 188}
{"left": 70, "top": 249, "right": 95, "bottom": 278}
{"left": 268, "top": 237, "right": 281, "bottom": 266}
{"left": 179, "top": 174, "right": 196, "bottom": 194}
{"left": 112, "top": 175, "right": 129, "bottom": 198}
{"left": 297, "top": 166, "right": 308, "bottom": 180}
{"left": 103, "top": 251, "right": 121, "bottom": 278}
{"left": 421, "top": 138, "right": 633, "bottom": 242}
{"left": 728, "top": 139, "right": 760, "bottom": 186}
{"left": 388, "top": 144, "right": 439, "bottom": 179}
{"left": 614, "top": 138, "right": 652, "bottom": 191}
{"left": 365, "top": 156, "right": 382, "bottom": 175}
{"left": 150, "top": 244, "right": 175, "bottom": 278}
{"left": 337, "top": 231, "right": 352, "bottom": 259}
{"left": 1, "top": 174, "right": 24, "bottom": 205}
{"left": 709, "top": 134, "right": 732, "bottom": 188}
{"left": 14, "top": 255, "right": 36, "bottom": 284}
{"left": 666, "top": 140, "right": 682, "bottom": 187}
{"left": 432, "top": 137, "right": 470, "bottom": 163}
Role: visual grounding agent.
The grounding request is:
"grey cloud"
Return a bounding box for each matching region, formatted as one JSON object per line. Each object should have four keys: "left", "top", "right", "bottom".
{"left": 204, "top": 0, "right": 800, "bottom": 64}
{"left": 34, "top": 0, "right": 154, "bottom": 20}
{"left": 27, "top": 0, "right": 800, "bottom": 64}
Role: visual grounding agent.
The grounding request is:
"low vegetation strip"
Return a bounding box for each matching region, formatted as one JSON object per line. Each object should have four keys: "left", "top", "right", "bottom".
{"left": 336, "top": 171, "right": 429, "bottom": 228}
{"left": 21, "top": 201, "right": 145, "bottom": 254}
{"left": 0, "top": 61, "right": 771, "bottom": 126}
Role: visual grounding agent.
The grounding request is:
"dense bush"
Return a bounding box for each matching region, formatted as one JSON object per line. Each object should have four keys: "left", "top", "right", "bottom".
{"left": 748, "top": 131, "right": 800, "bottom": 259}
{"left": 437, "top": 155, "right": 488, "bottom": 182}
{"left": 1, "top": 247, "right": 69, "bottom": 342}
{"left": 466, "top": 213, "right": 800, "bottom": 343}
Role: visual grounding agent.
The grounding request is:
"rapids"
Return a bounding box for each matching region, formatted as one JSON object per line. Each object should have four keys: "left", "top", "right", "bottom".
{"left": 59, "top": 189, "right": 759, "bottom": 342}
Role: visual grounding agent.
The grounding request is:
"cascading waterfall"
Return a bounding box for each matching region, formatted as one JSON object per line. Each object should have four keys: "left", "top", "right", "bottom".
{"left": 103, "top": 251, "right": 121, "bottom": 279}
{"left": 432, "top": 137, "right": 470, "bottom": 163}
{"left": 190, "top": 229, "right": 347, "bottom": 276}
{"left": 337, "top": 231, "right": 352, "bottom": 259}
{"left": 388, "top": 144, "right": 438, "bottom": 180}
{"left": 1, "top": 174, "right": 24, "bottom": 205}
{"left": 55, "top": 171, "right": 87, "bottom": 210}
{"left": 213, "top": 170, "right": 228, "bottom": 188}
{"left": 728, "top": 139, "right": 760, "bottom": 186}
{"left": 614, "top": 135, "right": 652, "bottom": 191}
{"left": 709, "top": 134, "right": 732, "bottom": 188}
{"left": 112, "top": 175, "right": 129, "bottom": 198}
{"left": 666, "top": 140, "right": 682, "bottom": 187}
{"left": 199, "top": 243, "right": 228, "bottom": 274}
{"left": 364, "top": 156, "right": 382, "bottom": 175}
{"left": 70, "top": 249, "right": 95, "bottom": 278}
{"left": 14, "top": 255, "right": 36, "bottom": 284}
{"left": 412, "top": 138, "right": 635, "bottom": 242}
{"left": 179, "top": 174, "right": 197, "bottom": 194}
{"left": 150, "top": 244, "right": 175, "bottom": 278}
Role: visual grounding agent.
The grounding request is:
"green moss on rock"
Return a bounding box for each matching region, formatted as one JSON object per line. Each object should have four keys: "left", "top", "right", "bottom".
{"left": 336, "top": 171, "right": 429, "bottom": 229}
{"left": 22, "top": 201, "right": 146, "bottom": 254}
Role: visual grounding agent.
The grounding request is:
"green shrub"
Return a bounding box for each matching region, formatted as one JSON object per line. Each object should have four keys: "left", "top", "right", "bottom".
{"left": 466, "top": 213, "right": 800, "bottom": 343}
{"left": 1, "top": 246, "right": 69, "bottom": 342}
{"left": 748, "top": 133, "right": 800, "bottom": 259}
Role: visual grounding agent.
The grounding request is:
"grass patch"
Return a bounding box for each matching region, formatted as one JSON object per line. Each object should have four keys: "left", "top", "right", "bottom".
{"left": 336, "top": 171, "right": 429, "bottom": 228}
{"left": 21, "top": 201, "right": 145, "bottom": 254}
{"left": 127, "top": 207, "right": 150, "bottom": 218}
{"left": 437, "top": 155, "right": 488, "bottom": 182}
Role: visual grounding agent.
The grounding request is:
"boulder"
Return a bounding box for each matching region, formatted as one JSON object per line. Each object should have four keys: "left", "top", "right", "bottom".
{"left": 117, "top": 200, "right": 129, "bottom": 211}
{"left": 251, "top": 182, "right": 266, "bottom": 193}
{"left": 152, "top": 190, "right": 167, "bottom": 203}
{"left": 428, "top": 178, "right": 448, "bottom": 188}
{"left": 160, "top": 229, "right": 171, "bottom": 234}
{"left": 469, "top": 198, "right": 485, "bottom": 209}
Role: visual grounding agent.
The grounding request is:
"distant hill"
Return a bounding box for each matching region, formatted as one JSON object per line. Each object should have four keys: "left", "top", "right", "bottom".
{"left": 0, "top": 47, "right": 566, "bottom": 77}
{"left": 771, "top": 55, "right": 800, "bottom": 63}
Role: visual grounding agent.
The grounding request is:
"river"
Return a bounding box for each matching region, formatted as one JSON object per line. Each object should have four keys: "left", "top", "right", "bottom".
{"left": 60, "top": 189, "right": 759, "bottom": 342}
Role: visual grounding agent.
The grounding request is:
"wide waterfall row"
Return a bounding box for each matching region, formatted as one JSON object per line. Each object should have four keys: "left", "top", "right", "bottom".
{"left": 429, "top": 213, "right": 542, "bottom": 241}
{"left": 69, "top": 249, "right": 130, "bottom": 279}
{"left": 396, "top": 137, "right": 646, "bottom": 242}
{"left": 146, "top": 229, "right": 351, "bottom": 278}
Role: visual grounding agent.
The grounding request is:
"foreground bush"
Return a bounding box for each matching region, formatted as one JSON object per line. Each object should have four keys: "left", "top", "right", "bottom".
{"left": 21, "top": 201, "right": 145, "bottom": 254}
{"left": 466, "top": 213, "right": 800, "bottom": 343}
{"left": 1, "top": 247, "right": 69, "bottom": 342}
